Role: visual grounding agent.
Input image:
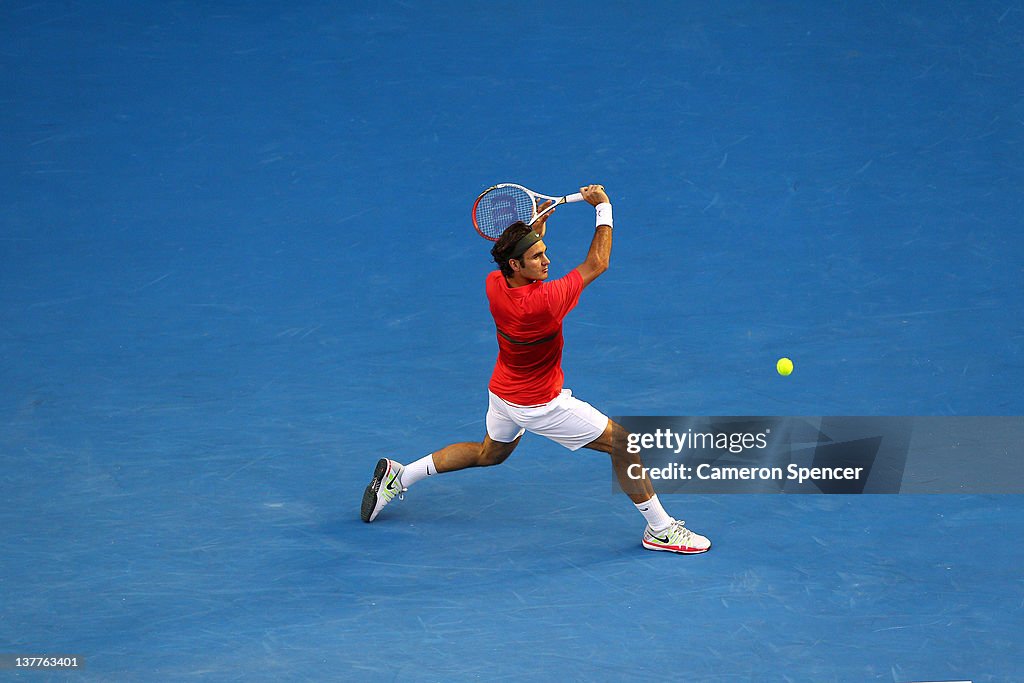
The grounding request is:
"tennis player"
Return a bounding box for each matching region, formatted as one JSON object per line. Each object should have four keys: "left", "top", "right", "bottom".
{"left": 361, "top": 184, "right": 711, "bottom": 554}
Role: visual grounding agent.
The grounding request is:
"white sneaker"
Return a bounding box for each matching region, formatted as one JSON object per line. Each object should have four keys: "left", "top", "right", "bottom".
{"left": 360, "top": 458, "right": 406, "bottom": 522}
{"left": 642, "top": 519, "right": 711, "bottom": 554}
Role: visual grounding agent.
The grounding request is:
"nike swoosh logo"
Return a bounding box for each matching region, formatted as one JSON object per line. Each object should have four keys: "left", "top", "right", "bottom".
{"left": 649, "top": 533, "right": 670, "bottom": 544}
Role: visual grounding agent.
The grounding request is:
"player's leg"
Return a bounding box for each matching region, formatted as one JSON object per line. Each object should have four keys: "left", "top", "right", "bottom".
{"left": 361, "top": 395, "right": 526, "bottom": 523}
{"left": 582, "top": 419, "right": 654, "bottom": 504}
{"left": 432, "top": 434, "right": 522, "bottom": 472}
{"left": 420, "top": 392, "right": 526, "bottom": 472}
{"left": 360, "top": 435, "right": 521, "bottom": 523}
{"left": 584, "top": 419, "right": 711, "bottom": 554}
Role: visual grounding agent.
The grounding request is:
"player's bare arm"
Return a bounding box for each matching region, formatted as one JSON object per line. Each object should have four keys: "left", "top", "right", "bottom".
{"left": 575, "top": 184, "right": 612, "bottom": 288}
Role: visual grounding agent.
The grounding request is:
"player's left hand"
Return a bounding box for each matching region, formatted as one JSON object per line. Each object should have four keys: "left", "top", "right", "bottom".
{"left": 532, "top": 200, "right": 556, "bottom": 236}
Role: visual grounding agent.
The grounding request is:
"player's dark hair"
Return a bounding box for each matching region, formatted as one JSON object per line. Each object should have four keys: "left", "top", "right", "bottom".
{"left": 491, "top": 221, "right": 533, "bottom": 277}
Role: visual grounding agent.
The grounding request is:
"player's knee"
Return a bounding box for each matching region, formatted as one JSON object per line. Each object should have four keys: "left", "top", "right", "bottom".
{"left": 478, "top": 448, "right": 508, "bottom": 467}
{"left": 606, "top": 421, "right": 632, "bottom": 456}
{"left": 586, "top": 420, "right": 626, "bottom": 455}
{"left": 478, "top": 441, "right": 514, "bottom": 467}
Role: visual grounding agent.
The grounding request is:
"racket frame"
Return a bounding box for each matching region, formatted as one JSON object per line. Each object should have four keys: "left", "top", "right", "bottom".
{"left": 472, "top": 183, "right": 585, "bottom": 241}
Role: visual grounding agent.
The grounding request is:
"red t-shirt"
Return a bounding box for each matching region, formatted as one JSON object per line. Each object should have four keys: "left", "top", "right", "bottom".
{"left": 486, "top": 268, "right": 585, "bottom": 405}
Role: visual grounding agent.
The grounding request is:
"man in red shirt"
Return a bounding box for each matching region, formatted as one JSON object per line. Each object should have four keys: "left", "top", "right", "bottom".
{"left": 361, "top": 185, "right": 710, "bottom": 554}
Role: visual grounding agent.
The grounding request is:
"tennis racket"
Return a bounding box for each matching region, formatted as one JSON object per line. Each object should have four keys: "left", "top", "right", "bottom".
{"left": 472, "top": 183, "right": 585, "bottom": 241}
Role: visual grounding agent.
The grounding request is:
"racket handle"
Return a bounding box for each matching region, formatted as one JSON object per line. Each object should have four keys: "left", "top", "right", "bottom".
{"left": 563, "top": 192, "right": 584, "bottom": 203}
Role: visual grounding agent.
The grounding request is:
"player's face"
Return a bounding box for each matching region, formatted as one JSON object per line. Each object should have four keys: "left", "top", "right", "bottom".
{"left": 517, "top": 241, "right": 550, "bottom": 281}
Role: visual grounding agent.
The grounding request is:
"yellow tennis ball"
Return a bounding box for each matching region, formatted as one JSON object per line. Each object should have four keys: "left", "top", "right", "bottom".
{"left": 777, "top": 357, "right": 794, "bottom": 376}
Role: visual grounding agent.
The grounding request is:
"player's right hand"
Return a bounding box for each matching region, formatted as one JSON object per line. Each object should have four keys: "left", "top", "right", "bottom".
{"left": 580, "top": 184, "right": 609, "bottom": 206}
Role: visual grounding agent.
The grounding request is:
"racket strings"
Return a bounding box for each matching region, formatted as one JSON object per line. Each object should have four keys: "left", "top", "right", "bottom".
{"left": 474, "top": 186, "right": 535, "bottom": 239}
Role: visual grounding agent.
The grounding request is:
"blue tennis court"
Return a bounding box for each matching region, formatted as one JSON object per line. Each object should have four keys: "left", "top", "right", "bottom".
{"left": 2, "top": 1, "right": 1022, "bottom": 680}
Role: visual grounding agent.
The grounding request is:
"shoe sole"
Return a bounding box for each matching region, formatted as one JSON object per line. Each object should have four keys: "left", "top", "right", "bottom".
{"left": 642, "top": 539, "right": 712, "bottom": 554}
{"left": 360, "top": 458, "right": 390, "bottom": 523}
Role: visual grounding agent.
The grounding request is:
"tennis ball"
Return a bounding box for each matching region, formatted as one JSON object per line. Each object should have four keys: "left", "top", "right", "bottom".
{"left": 777, "top": 357, "right": 794, "bottom": 376}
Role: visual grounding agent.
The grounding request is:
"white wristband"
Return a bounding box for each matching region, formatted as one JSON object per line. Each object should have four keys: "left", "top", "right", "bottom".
{"left": 595, "top": 202, "right": 613, "bottom": 228}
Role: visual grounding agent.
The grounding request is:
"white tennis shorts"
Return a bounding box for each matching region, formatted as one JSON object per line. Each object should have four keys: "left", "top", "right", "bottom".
{"left": 486, "top": 389, "right": 609, "bottom": 451}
